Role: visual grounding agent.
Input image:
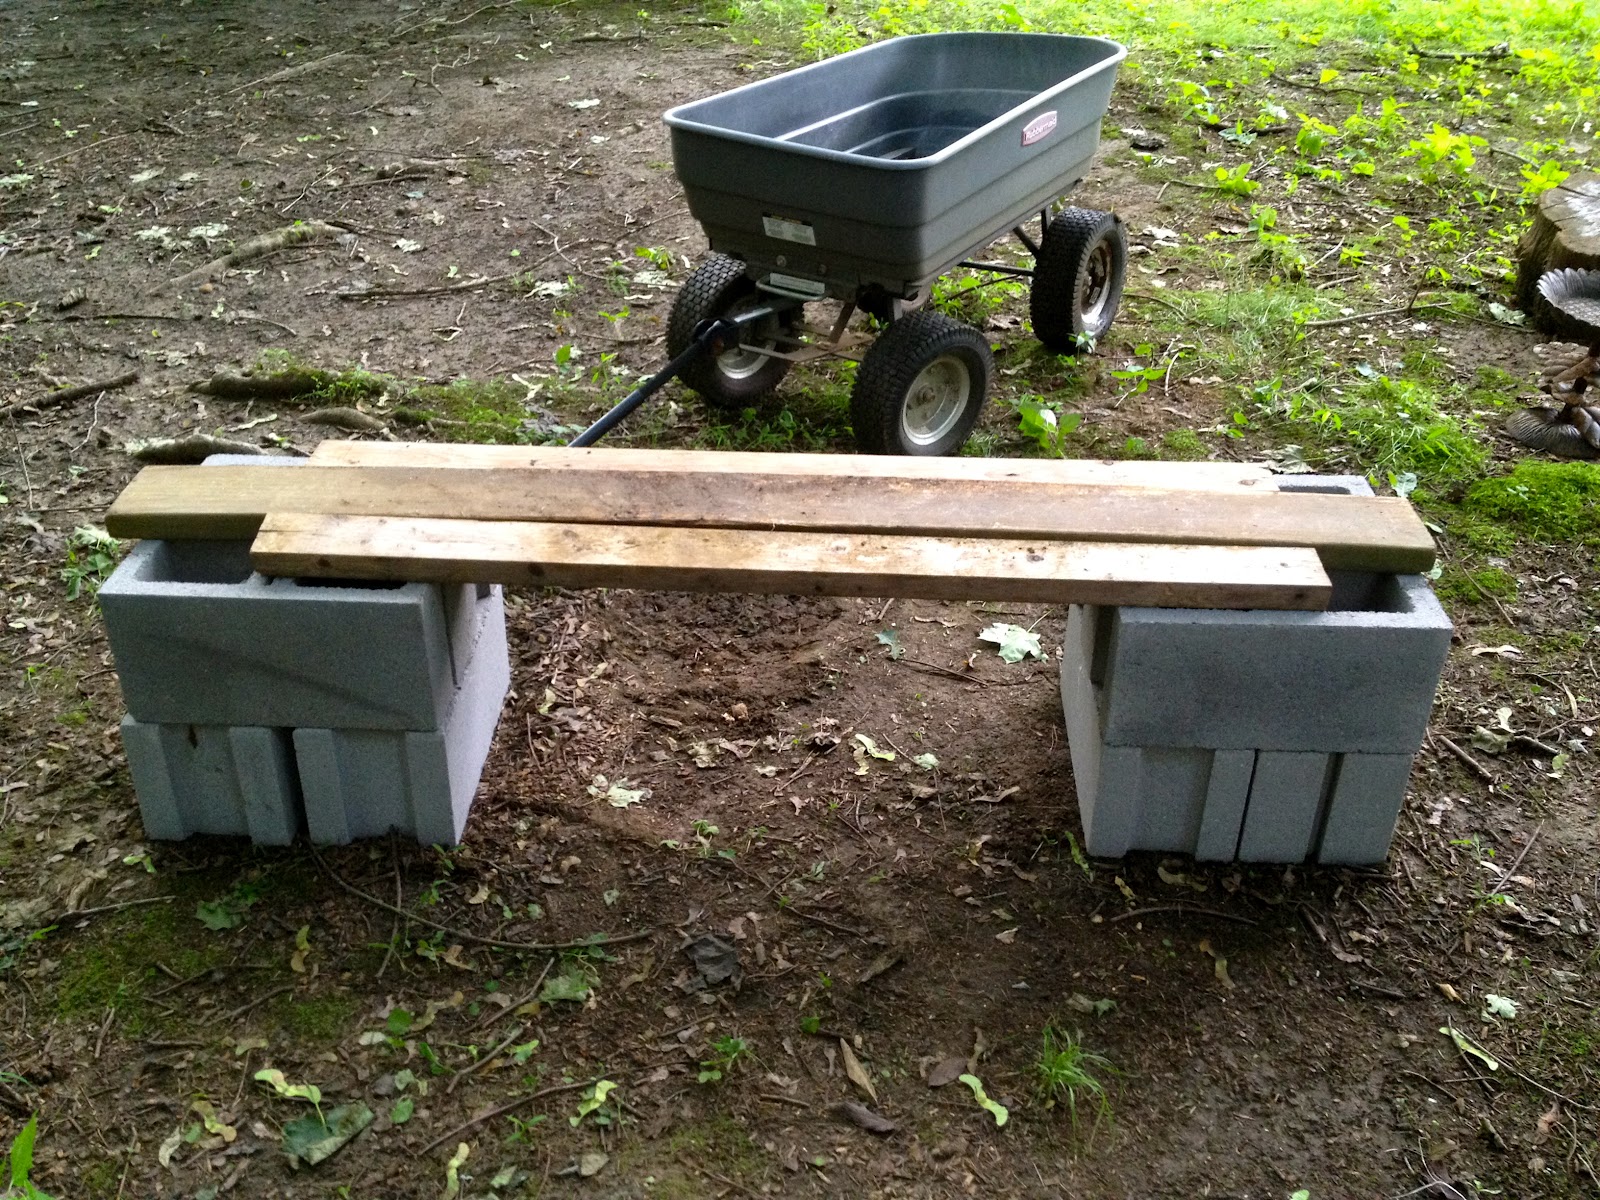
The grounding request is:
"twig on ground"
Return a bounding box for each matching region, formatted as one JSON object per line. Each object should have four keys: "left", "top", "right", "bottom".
{"left": 225, "top": 52, "right": 351, "bottom": 96}
{"left": 219, "top": 985, "right": 292, "bottom": 1024}
{"left": 474, "top": 957, "right": 554, "bottom": 1033}
{"left": 163, "top": 220, "right": 342, "bottom": 291}
{"left": 415, "top": 1078, "right": 597, "bottom": 1157}
{"left": 0, "top": 369, "right": 138, "bottom": 420}
{"left": 46, "top": 895, "right": 172, "bottom": 926}
{"left": 377, "top": 835, "right": 403, "bottom": 980}
{"left": 335, "top": 271, "right": 519, "bottom": 301}
{"left": 1106, "top": 905, "right": 1259, "bottom": 926}
{"left": 1495, "top": 821, "right": 1543, "bottom": 883}
{"left": 1303, "top": 302, "right": 1450, "bottom": 329}
{"left": 309, "top": 845, "right": 651, "bottom": 954}
{"left": 1435, "top": 734, "right": 1495, "bottom": 783}
{"left": 446, "top": 1023, "right": 527, "bottom": 1094}
{"left": 780, "top": 906, "right": 871, "bottom": 940}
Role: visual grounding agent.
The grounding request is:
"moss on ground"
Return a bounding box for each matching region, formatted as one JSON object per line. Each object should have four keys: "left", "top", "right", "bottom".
{"left": 55, "top": 899, "right": 224, "bottom": 1031}
{"left": 1436, "top": 564, "right": 1519, "bottom": 607}
{"left": 1463, "top": 461, "right": 1600, "bottom": 547}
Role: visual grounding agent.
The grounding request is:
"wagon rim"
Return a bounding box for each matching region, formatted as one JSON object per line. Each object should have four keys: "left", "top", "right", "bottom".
{"left": 900, "top": 354, "right": 972, "bottom": 447}
{"left": 1080, "top": 240, "right": 1115, "bottom": 328}
{"left": 716, "top": 296, "right": 783, "bottom": 381}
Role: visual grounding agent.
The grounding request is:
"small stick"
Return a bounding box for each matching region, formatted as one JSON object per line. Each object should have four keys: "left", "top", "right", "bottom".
{"left": 220, "top": 984, "right": 292, "bottom": 1023}
{"left": 759, "top": 1092, "right": 811, "bottom": 1108}
{"left": 474, "top": 957, "right": 554, "bottom": 1033}
{"left": 164, "top": 221, "right": 342, "bottom": 291}
{"left": 1495, "top": 821, "right": 1543, "bottom": 883}
{"left": 309, "top": 845, "right": 650, "bottom": 955}
{"left": 377, "top": 835, "right": 403, "bottom": 980}
{"left": 0, "top": 369, "right": 138, "bottom": 420}
{"left": 44, "top": 895, "right": 171, "bottom": 927}
{"left": 1436, "top": 735, "right": 1495, "bottom": 783}
{"left": 415, "top": 1078, "right": 596, "bottom": 1158}
{"left": 1303, "top": 302, "right": 1449, "bottom": 329}
{"left": 1106, "top": 905, "right": 1259, "bottom": 926}
{"left": 446, "top": 1023, "right": 527, "bottom": 1094}
{"left": 781, "top": 907, "right": 870, "bottom": 939}
{"left": 335, "top": 271, "right": 520, "bottom": 301}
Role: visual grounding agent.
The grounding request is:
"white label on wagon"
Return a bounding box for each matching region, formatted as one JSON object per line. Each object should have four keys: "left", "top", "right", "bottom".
{"left": 1021, "top": 110, "right": 1058, "bottom": 147}
{"left": 763, "top": 272, "right": 827, "bottom": 299}
{"left": 762, "top": 214, "right": 817, "bottom": 246}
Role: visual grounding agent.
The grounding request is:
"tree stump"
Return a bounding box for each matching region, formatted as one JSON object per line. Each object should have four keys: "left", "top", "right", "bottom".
{"left": 1517, "top": 172, "right": 1600, "bottom": 333}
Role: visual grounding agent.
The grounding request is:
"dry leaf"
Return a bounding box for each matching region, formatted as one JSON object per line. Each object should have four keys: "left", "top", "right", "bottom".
{"left": 834, "top": 1100, "right": 897, "bottom": 1135}
{"left": 839, "top": 1039, "right": 877, "bottom": 1103}
{"left": 1437, "top": 982, "right": 1463, "bottom": 1003}
{"left": 994, "top": 927, "right": 1019, "bottom": 944}
{"left": 926, "top": 1055, "right": 966, "bottom": 1088}
{"left": 467, "top": 883, "right": 491, "bottom": 905}
{"left": 1534, "top": 1102, "right": 1562, "bottom": 1145}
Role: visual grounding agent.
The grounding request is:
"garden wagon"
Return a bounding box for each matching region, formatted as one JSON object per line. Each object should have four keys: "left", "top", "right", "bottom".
{"left": 572, "top": 32, "right": 1132, "bottom": 452}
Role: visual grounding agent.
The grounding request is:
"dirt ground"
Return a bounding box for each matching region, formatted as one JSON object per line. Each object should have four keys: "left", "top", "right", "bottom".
{"left": 1, "top": 2, "right": 1596, "bottom": 1198}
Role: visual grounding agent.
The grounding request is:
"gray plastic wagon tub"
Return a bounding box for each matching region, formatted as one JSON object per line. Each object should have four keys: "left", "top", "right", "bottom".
{"left": 665, "top": 32, "right": 1126, "bottom": 300}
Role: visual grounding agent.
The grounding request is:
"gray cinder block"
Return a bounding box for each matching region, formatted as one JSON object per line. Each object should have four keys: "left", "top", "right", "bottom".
{"left": 1315, "top": 754, "right": 1416, "bottom": 865}
{"left": 1096, "top": 572, "right": 1452, "bottom": 755}
{"left": 101, "top": 539, "right": 466, "bottom": 731}
{"left": 121, "top": 717, "right": 300, "bottom": 844}
{"left": 1236, "top": 751, "right": 1331, "bottom": 862}
{"left": 295, "top": 592, "right": 509, "bottom": 845}
{"left": 1059, "top": 475, "right": 1446, "bottom": 866}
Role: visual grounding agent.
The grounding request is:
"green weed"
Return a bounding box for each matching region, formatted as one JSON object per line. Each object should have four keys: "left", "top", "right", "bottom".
{"left": 1035, "top": 1026, "right": 1114, "bottom": 1138}
{"left": 697, "top": 1035, "right": 751, "bottom": 1084}
{"left": 61, "top": 526, "right": 121, "bottom": 601}
{"left": 4, "top": 1114, "right": 56, "bottom": 1200}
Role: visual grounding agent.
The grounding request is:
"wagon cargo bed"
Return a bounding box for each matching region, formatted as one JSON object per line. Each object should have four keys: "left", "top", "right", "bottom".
{"left": 665, "top": 32, "right": 1126, "bottom": 301}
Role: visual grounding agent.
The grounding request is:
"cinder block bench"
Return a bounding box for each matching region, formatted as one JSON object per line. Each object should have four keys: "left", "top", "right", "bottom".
{"left": 1060, "top": 477, "right": 1453, "bottom": 865}
{"left": 102, "top": 445, "right": 1447, "bottom": 862}
{"left": 102, "top": 459, "right": 510, "bottom": 847}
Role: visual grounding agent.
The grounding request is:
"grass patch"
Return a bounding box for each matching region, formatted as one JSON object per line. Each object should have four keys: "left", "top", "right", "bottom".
{"left": 1463, "top": 461, "right": 1600, "bottom": 547}
{"left": 1035, "top": 1025, "right": 1115, "bottom": 1139}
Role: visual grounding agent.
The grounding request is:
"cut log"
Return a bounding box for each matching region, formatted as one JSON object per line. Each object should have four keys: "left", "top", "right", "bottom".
{"left": 1517, "top": 173, "right": 1600, "bottom": 332}
{"left": 251, "top": 513, "right": 1332, "bottom": 611}
{"left": 105, "top": 460, "right": 1438, "bottom": 573}
{"left": 305, "top": 440, "right": 1276, "bottom": 491}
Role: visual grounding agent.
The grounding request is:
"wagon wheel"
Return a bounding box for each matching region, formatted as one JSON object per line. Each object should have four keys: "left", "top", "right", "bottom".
{"left": 666, "top": 254, "right": 793, "bottom": 409}
{"left": 849, "top": 311, "right": 993, "bottom": 456}
{"left": 1030, "top": 207, "right": 1128, "bottom": 353}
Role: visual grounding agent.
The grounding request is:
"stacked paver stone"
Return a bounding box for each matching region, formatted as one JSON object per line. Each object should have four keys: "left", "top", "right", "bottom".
{"left": 1060, "top": 476, "right": 1453, "bottom": 865}
{"left": 100, "top": 457, "right": 510, "bottom": 846}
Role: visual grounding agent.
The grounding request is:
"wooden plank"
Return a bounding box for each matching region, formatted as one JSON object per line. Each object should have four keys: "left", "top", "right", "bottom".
{"left": 106, "top": 463, "right": 1437, "bottom": 573}
{"left": 251, "top": 513, "right": 1333, "bottom": 610}
{"left": 307, "top": 440, "right": 1277, "bottom": 492}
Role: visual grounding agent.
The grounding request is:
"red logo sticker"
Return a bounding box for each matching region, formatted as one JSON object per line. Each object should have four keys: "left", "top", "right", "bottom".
{"left": 1021, "top": 111, "right": 1058, "bottom": 147}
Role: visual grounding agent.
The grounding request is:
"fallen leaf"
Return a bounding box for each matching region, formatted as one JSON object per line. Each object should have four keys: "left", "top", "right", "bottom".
{"left": 958, "top": 1074, "right": 1009, "bottom": 1126}
{"left": 1483, "top": 993, "right": 1518, "bottom": 1021}
{"left": 578, "top": 1150, "right": 608, "bottom": 1177}
{"left": 875, "top": 630, "right": 904, "bottom": 660}
{"left": 1440, "top": 1025, "right": 1499, "bottom": 1071}
{"left": 994, "top": 927, "right": 1018, "bottom": 944}
{"left": 568, "top": 98, "right": 600, "bottom": 109}
{"left": 839, "top": 1039, "right": 877, "bottom": 1103}
{"left": 1064, "top": 992, "right": 1117, "bottom": 1017}
{"left": 927, "top": 1055, "right": 966, "bottom": 1088}
{"left": 157, "top": 1124, "right": 184, "bottom": 1169}
{"left": 389, "top": 1096, "right": 414, "bottom": 1125}
{"left": 281, "top": 1103, "right": 374, "bottom": 1169}
{"left": 443, "top": 1142, "right": 469, "bottom": 1200}
{"left": 467, "top": 883, "right": 491, "bottom": 905}
{"left": 1198, "top": 938, "right": 1234, "bottom": 989}
{"left": 978, "top": 622, "right": 1043, "bottom": 663}
{"left": 1534, "top": 1102, "right": 1562, "bottom": 1145}
{"left": 1437, "top": 982, "right": 1463, "bottom": 1003}
{"left": 834, "top": 1100, "right": 897, "bottom": 1135}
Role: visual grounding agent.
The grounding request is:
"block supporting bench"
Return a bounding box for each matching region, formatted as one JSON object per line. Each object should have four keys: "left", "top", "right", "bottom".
{"left": 1059, "top": 477, "right": 1453, "bottom": 865}
{"left": 103, "top": 457, "right": 510, "bottom": 847}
